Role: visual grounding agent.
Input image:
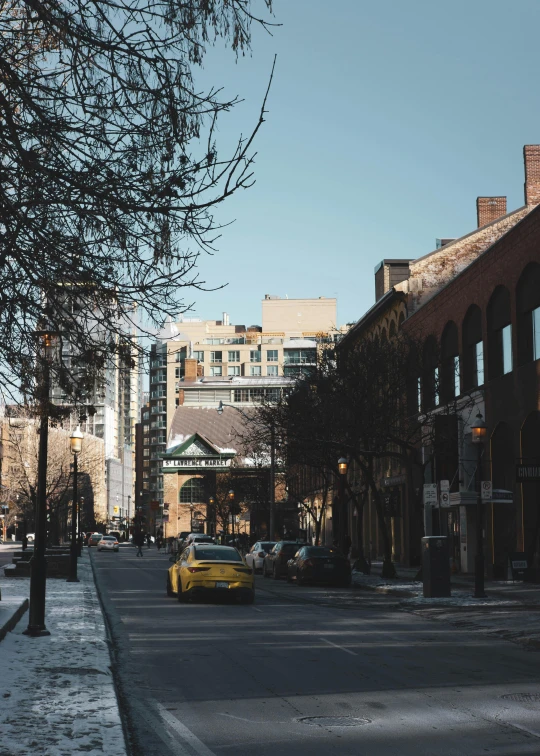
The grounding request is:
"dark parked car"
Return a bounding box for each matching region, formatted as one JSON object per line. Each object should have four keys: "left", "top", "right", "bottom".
{"left": 286, "top": 546, "right": 351, "bottom": 587}
{"left": 263, "top": 541, "right": 308, "bottom": 580}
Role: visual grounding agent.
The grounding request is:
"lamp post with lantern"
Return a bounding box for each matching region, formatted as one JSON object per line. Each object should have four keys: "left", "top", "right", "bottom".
{"left": 337, "top": 457, "right": 348, "bottom": 553}
{"left": 67, "top": 426, "right": 83, "bottom": 583}
{"left": 228, "top": 490, "right": 235, "bottom": 542}
{"left": 471, "top": 412, "right": 488, "bottom": 599}
{"left": 208, "top": 496, "right": 215, "bottom": 537}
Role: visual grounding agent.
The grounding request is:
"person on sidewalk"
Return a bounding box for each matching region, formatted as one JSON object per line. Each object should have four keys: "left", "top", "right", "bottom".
{"left": 136, "top": 532, "right": 145, "bottom": 557}
{"left": 146, "top": 533, "right": 152, "bottom": 549}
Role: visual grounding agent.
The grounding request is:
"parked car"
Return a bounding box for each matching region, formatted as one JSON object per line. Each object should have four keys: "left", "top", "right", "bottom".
{"left": 88, "top": 533, "right": 103, "bottom": 547}
{"left": 263, "top": 541, "right": 308, "bottom": 580}
{"left": 245, "top": 541, "right": 277, "bottom": 573}
{"left": 286, "top": 545, "right": 351, "bottom": 587}
{"left": 185, "top": 534, "right": 215, "bottom": 547}
{"left": 97, "top": 535, "right": 119, "bottom": 552}
{"left": 167, "top": 544, "right": 254, "bottom": 604}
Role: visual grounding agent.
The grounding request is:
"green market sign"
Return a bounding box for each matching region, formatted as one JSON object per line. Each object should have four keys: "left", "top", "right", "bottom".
{"left": 161, "top": 434, "right": 236, "bottom": 473}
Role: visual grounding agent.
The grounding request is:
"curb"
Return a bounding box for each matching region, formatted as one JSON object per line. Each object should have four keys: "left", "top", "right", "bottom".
{"left": 352, "top": 579, "right": 418, "bottom": 598}
{"left": 0, "top": 598, "right": 29, "bottom": 642}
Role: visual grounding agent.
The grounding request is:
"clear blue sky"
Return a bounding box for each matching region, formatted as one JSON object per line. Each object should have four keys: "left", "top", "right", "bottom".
{"left": 180, "top": 0, "right": 540, "bottom": 329}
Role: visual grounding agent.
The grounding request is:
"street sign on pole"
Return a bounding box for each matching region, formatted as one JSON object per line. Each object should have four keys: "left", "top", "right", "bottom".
{"left": 423, "top": 484, "right": 438, "bottom": 505}
{"left": 440, "top": 480, "right": 450, "bottom": 493}
{"left": 481, "top": 481, "right": 492, "bottom": 501}
{"left": 439, "top": 491, "right": 450, "bottom": 508}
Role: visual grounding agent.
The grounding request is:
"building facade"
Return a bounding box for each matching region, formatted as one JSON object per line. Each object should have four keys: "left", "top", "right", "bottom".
{"left": 145, "top": 297, "right": 347, "bottom": 513}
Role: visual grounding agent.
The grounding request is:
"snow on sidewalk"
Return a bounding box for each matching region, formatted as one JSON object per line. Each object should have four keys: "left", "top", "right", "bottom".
{"left": 0, "top": 556, "right": 127, "bottom": 756}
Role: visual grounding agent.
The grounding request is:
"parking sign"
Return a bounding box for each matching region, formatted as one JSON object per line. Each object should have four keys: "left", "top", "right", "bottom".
{"left": 481, "top": 481, "right": 492, "bottom": 501}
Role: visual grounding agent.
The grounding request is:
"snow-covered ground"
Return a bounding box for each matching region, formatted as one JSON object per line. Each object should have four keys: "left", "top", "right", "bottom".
{"left": 0, "top": 555, "right": 127, "bottom": 756}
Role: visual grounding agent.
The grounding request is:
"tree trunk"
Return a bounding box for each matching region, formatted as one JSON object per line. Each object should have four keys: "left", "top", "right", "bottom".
{"left": 368, "top": 477, "right": 396, "bottom": 579}
{"left": 348, "top": 485, "right": 370, "bottom": 574}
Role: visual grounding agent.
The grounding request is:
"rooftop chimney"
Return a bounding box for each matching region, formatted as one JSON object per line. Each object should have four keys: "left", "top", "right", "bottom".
{"left": 476, "top": 196, "right": 507, "bottom": 228}
{"left": 524, "top": 145, "right": 540, "bottom": 206}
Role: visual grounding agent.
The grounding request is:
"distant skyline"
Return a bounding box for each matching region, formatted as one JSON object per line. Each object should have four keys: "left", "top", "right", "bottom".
{"left": 164, "top": 0, "right": 540, "bottom": 330}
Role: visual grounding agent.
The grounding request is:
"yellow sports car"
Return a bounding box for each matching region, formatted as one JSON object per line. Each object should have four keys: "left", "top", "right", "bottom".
{"left": 167, "top": 544, "right": 255, "bottom": 604}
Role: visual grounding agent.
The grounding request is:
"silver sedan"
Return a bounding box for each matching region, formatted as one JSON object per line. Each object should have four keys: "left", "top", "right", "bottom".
{"left": 245, "top": 541, "right": 277, "bottom": 573}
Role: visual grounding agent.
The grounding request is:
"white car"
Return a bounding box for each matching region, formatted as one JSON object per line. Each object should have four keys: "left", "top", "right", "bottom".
{"left": 97, "top": 535, "right": 119, "bottom": 552}
{"left": 245, "top": 541, "right": 277, "bottom": 573}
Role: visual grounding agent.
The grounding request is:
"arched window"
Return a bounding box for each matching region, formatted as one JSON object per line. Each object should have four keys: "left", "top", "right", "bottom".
{"left": 179, "top": 477, "right": 206, "bottom": 503}
{"left": 462, "top": 305, "right": 484, "bottom": 390}
{"left": 380, "top": 327, "right": 387, "bottom": 342}
{"left": 398, "top": 312, "right": 405, "bottom": 329}
{"left": 516, "top": 263, "right": 540, "bottom": 365}
{"left": 422, "top": 336, "right": 439, "bottom": 410}
{"left": 440, "top": 321, "right": 459, "bottom": 403}
{"left": 389, "top": 320, "right": 396, "bottom": 339}
{"left": 487, "top": 286, "right": 512, "bottom": 379}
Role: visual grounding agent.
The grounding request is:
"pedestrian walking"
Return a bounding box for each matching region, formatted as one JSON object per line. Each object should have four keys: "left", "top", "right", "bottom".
{"left": 136, "top": 531, "right": 145, "bottom": 557}
{"left": 156, "top": 535, "right": 162, "bottom": 553}
{"left": 146, "top": 533, "right": 151, "bottom": 548}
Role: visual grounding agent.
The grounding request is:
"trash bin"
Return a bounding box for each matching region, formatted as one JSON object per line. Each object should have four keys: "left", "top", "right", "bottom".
{"left": 422, "top": 536, "right": 451, "bottom": 598}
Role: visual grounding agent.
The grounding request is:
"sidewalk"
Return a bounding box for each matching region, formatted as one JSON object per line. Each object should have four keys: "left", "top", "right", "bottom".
{"left": 0, "top": 548, "right": 128, "bottom": 756}
{"left": 352, "top": 560, "right": 540, "bottom": 606}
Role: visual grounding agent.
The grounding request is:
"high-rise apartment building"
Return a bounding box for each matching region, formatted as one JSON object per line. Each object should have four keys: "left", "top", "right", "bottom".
{"left": 144, "top": 296, "right": 348, "bottom": 508}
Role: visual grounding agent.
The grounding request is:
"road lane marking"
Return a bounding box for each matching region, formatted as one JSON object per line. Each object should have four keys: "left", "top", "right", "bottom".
{"left": 320, "top": 637, "right": 358, "bottom": 656}
{"left": 155, "top": 700, "right": 217, "bottom": 756}
{"left": 252, "top": 607, "right": 263, "bottom": 612}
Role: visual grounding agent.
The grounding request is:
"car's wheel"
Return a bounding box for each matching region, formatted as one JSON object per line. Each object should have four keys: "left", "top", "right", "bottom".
{"left": 263, "top": 562, "right": 269, "bottom": 578}
{"left": 241, "top": 591, "right": 255, "bottom": 605}
{"left": 297, "top": 573, "right": 304, "bottom": 586}
{"left": 286, "top": 572, "right": 293, "bottom": 584}
{"left": 166, "top": 574, "right": 174, "bottom": 597}
{"left": 341, "top": 577, "right": 352, "bottom": 588}
{"left": 177, "top": 581, "right": 188, "bottom": 603}
{"left": 272, "top": 565, "right": 280, "bottom": 580}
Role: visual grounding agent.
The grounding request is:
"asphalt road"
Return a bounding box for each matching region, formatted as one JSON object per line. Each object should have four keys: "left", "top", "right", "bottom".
{"left": 92, "top": 545, "right": 540, "bottom": 756}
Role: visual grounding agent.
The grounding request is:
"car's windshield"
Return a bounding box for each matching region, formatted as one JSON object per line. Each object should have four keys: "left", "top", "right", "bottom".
{"left": 304, "top": 547, "right": 338, "bottom": 557}
{"left": 260, "top": 542, "right": 276, "bottom": 552}
{"left": 195, "top": 547, "right": 242, "bottom": 562}
{"left": 282, "top": 543, "right": 305, "bottom": 554}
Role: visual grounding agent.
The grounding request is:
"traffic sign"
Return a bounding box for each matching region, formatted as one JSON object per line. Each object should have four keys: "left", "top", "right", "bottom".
{"left": 481, "top": 481, "right": 492, "bottom": 501}
{"left": 423, "top": 484, "right": 438, "bottom": 505}
{"left": 439, "top": 480, "right": 450, "bottom": 493}
{"left": 439, "top": 491, "right": 450, "bottom": 508}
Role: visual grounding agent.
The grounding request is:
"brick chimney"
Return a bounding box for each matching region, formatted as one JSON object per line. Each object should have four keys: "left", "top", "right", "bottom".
{"left": 476, "top": 196, "right": 507, "bottom": 228}
{"left": 524, "top": 145, "right": 540, "bottom": 205}
{"left": 184, "top": 358, "right": 198, "bottom": 380}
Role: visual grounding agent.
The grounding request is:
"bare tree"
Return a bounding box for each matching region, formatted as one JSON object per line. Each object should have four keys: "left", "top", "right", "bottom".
{"left": 0, "top": 0, "right": 276, "bottom": 404}
{"left": 3, "top": 407, "right": 105, "bottom": 541}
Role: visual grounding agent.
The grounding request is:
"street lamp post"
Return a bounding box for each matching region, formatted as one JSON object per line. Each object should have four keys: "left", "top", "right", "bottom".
{"left": 471, "top": 412, "right": 488, "bottom": 599}
{"left": 67, "top": 426, "right": 83, "bottom": 583}
{"left": 228, "top": 490, "right": 235, "bottom": 542}
{"left": 337, "top": 457, "right": 348, "bottom": 553}
{"left": 24, "top": 331, "right": 56, "bottom": 638}
{"left": 216, "top": 400, "right": 275, "bottom": 539}
{"left": 189, "top": 503, "right": 194, "bottom": 533}
{"left": 209, "top": 496, "right": 215, "bottom": 537}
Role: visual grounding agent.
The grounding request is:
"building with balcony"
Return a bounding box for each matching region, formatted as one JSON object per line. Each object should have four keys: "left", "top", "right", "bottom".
{"left": 143, "top": 297, "right": 348, "bottom": 512}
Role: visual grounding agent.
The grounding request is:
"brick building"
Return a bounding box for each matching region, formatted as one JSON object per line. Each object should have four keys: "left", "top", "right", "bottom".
{"left": 340, "top": 144, "right": 540, "bottom": 573}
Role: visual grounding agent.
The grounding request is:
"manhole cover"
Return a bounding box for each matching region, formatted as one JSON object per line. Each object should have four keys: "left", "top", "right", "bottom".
{"left": 37, "top": 666, "right": 106, "bottom": 676}
{"left": 501, "top": 693, "right": 540, "bottom": 703}
{"left": 298, "top": 716, "right": 371, "bottom": 727}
